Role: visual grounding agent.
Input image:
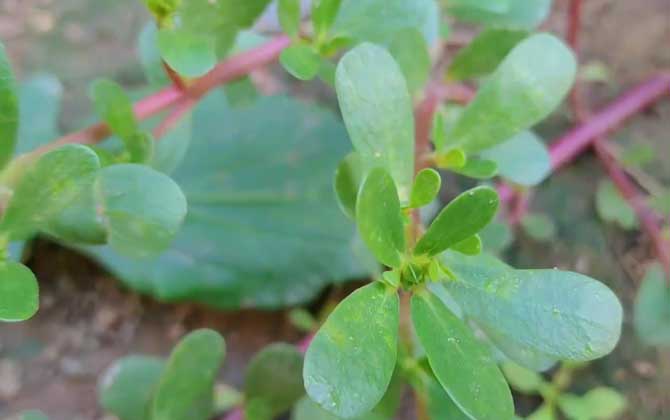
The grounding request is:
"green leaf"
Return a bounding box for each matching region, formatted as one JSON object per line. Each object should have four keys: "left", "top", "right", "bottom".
{"left": 443, "top": 253, "right": 624, "bottom": 361}
{"left": 244, "top": 343, "right": 304, "bottom": 416}
{"left": 223, "top": 76, "right": 259, "bottom": 108}
{"left": 0, "top": 42, "right": 18, "bottom": 168}
{"left": 649, "top": 192, "right": 670, "bottom": 215}
{"left": 138, "top": 22, "right": 170, "bottom": 87}
{"left": 16, "top": 74, "right": 62, "bottom": 154}
{"left": 521, "top": 213, "right": 557, "bottom": 242}
{"left": 424, "top": 374, "right": 470, "bottom": 420}
{"left": 280, "top": 44, "right": 322, "bottom": 81}
{"left": 151, "top": 115, "right": 192, "bottom": 174}
{"left": 448, "top": 33, "right": 576, "bottom": 153}
{"left": 0, "top": 145, "right": 100, "bottom": 240}
{"left": 152, "top": 329, "right": 226, "bottom": 420}
{"left": 19, "top": 411, "right": 49, "bottom": 420}
{"left": 481, "top": 131, "right": 551, "bottom": 186}
{"left": 46, "top": 183, "right": 107, "bottom": 245}
{"left": 410, "top": 168, "right": 441, "bottom": 209}
{"left": 445, "top": 0, "right": 508, "bottom": 14}
{"left": 312, "top": 0, "right": 342, "bottom": 38}
{"left": 157, "top": 29, "right": 217, "bottom": 78}
{"left": 95, "top": 164, "right": 187, "bottom": 258}
{"left": 86, "top": 94, "right": 366, "bottom": 309}
{"left": 501, "top": 362, "right": 544, "bottom": 394}
{"left": 389, "top": 28, "right": 431, "bottom": 95}
{"left": 334, "top": 152, "right": 364, "bottom": 219}
{"left": 415, "top": 186, "right": 499, "bottom": 256}
{"left": 528, "top": 404, "right": 556, "bottom": 420}
{"left": 479, "top": 221, "right": 513, "bottom": 254}
{"left": 450, "top": 158, "right": 498, "bottom": 179}
{"left": 596, "top": 180, "right": 637, "bottom": 230}
{"left": 98, "top": 355, "right": 165, "bottom": 420}
{"left": 333, "top": 0, "right": 439, "bottom": 44}
{"left": 451, "top": 234, "right": 482, "bottom": 256}
{"left": 336, "top": 43, "right": 415, "bottom": 200}
{"left": 634, "top": 263, "right": 670, "bottom": 346}
{"left": 356, "top": 167, "right": 406, "bottom": 268}
{"left": 411, "top": 289, "right": 514, "bottom": 419}
{"left": 90, "top": 79, "right": 138, "bottom": 141}
{"left": 304, "top": 282, "right": 399, "bottom": 418}
{"left": 0, "top": 261, "right": 38, "bottom": 322}
{"left": 448, "top": 0, "right": 552, "bottom": 30}
{"left": 279, "top": 0, "right": 302, "bottom": 38}
{"left": 448, "top": 28, "right": 528, "bottom": 81}
{"left": 558, "top": 387, "right": 627, "bottom": 420}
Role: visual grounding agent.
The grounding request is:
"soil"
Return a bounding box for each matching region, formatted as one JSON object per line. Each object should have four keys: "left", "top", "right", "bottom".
{"left": 1, "top": 0, "right": 669, "bottom": 419}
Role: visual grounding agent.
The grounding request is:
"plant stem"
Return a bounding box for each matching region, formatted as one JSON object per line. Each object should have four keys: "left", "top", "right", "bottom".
{"left": 566, "top": 0, "right": 670, "bottom": 282}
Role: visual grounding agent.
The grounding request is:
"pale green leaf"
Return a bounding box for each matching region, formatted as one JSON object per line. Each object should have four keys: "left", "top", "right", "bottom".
{"left": 450, "top": 158, "right": 498, "bottom": 179}
{"left": 411, "top": 289, "right": 514, "bottom": 419}
{"left": 596, "top": 180, "right": 637, "bottom": 230}
{"left": 90, "top": 79, "right": 138, "bottom": 140}
{"left": 279, "top": 0, "right": 302, "bottom": 37}
{"left": 98, "top": 355, "right": 165, "bottom": 420}
{"left": 448, "top": 33, "right": 576, "bottom": 153}
{"left": 443, "top": 253, "right": 624, "bottom": 361}
{"left": 304, "top": 282, "right": 399, "bottom": 418}
{"left": 634, "top": 263, "right": 670, "bottom": 346}
{"left": 157, "top": 29, "right": 216, "bottom": 78}
{"left": 481, "top": 131, "right": 551, "bottom": 186}
{"left": 336, "top": 43, "right": 415, "bottom": 199}
{"left": 389, "top": 28, "right": 431, "bottom": 94}
{"left": 356, "top": 167, "right": 406, "bottom": 268}
{"left": 448, "top": 28, "right": 528, "bottom": 81}
{"left": 451, "top": 234, "right": 482, "bottom": 256}
{"left": 16, "top": 74, "right": 62, "bottom": 154}
{"left": 415, "top": 186, "right": 499, "bottom": 256}
{"left": 501, "top": 362, "right": 544, "bottom": 393}
{"left": 334, "top": 152, "right": 364, "bottom": 219}
{"left": 521, "top": 213, "right": 557, "bottom": 242}
{"left": 558, "top": 387, "right": 626, "bottom": 420}
{"left": 0, "top": 261, "right": 38, "bottom": 322}
{"left": 244, "top": 343, "right": 304, "bottom": 416}
{"left": 528, "top": 404, "right": 556, "bottom": 420}
{"left": 312, "top": 0, "right": 342, "bottom": 37}
{"left": 138, "top": 22, "right": 170, "bottom": 87}
{"left": 448, "top": 0, "right": 552, "bottom": 30}
{"left": 280, "top": 44, "right": 322, "bottom": 81}
{"left": 152, "top": 329, "right": 225, "bottom": 420}
{"left": 410, "top": 168, "right": 441, "bottom": 209}
{"left": 94, "top": 164, "right": 187, "bottom": 258}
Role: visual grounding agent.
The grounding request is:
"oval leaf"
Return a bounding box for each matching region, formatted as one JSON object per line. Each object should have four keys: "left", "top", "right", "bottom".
{"left": 444, "top": 253, "right": 624, "bottom": 361}
{"left": 336, "top": 43, "right": 415, "bottom": 200}
{"left": 99, "top": 355, "right": 165, "bottom": 420}
{"left": 152, "top": 329, "right": 226, "bottom": 420}
{"left": 245, "top": 343, "right": 304, "bottom": 416}
{"left": 95, "top": 164, "right": 187, "bottom": 258}
{"left": 304, "top": 282, "right": 399, "bottom": 418}
{"left": 481, "top": 131, "right": 551, "bottom": 187}
{"left": 409, "top": 168, "right": 441, "bottom": 209}
{"left": 280, "top": 44, "right": 322, "bottom": 81}
{"left": 278, "top": 0, "right": 301, "bottom": 38}
{"left": 0, "top": 261, "right": 38, "bottom": 322}
{"left": 411, "top": 289, "right": 514, "bottom": 419}
{"left": 415, "top": 186, "right": 499, "bottom": 256}
{"left": 158, "top": 29, "right": 216, "bottom": 78}
{"left": 356, "top": 168, "right": 406, "bottom": 268}
{"left": 389, "top": 28, "right": 431, "bottom": 94}
{"left": 448, "top": 33, "right": 576, "bottom": 152}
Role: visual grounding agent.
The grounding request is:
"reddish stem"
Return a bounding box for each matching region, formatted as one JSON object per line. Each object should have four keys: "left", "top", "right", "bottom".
{"left": 162, "top": 61, "right": 188, "bottom": 91}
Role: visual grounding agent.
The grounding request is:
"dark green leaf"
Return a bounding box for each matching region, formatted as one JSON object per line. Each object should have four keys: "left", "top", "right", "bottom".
{"left": 336, "top": 43, "right": 415, "bottom": 199}
{"left": 312, "top": 0, "right": 342, "bottom": 38}
{"left": 279, "top": 0, "right": 302, "bottom": 38}
{"left": 304, "top": 282, "right": 399, "bottom": 418}
{"left": 448, "top": 33, "right": 576, "bottom": 152}
{"left": 410, "top": 168, "right": 441, "bottom": 209}
{"left": 443, "top": 253, "right": 623, "bottom": 361}
{"left": 415, "top": 186, "right": 499, "bottom": 256}
{"left": 16, "top": 74, "right": 62, "bottom": 154}
{"left": 596, "top": 180, "right": 637, "bottom": 230}
{"left": 157, "top": 29, "right": 217, "bottom": 78}
{"left": 280, "top": 44, "right": 322, "bottom": 81}
{"left": 245, "top": 343, "right": 304, "bottom": 415}
{"left": 521, "top": 213, "right": 557, "bottom": 242}
{"left": 448, "top": 28, "right": 528, "bottom": 81}
{"left": 0, "top": 42, "right": 18, "bottom": 168}
{"left": 451, "top": 234, "right": 482, "bottom": 256}
{"left": 411, "top": 289, "right": 514, "bottom": 419}
{"left": 0, "top": 261, "right": 38, "bottom": 322}
{"left": 356, "top": 168, "right": 406, "bottom": 268}
{"left": 98, "top": 355, "right": 165, "bottom": 420}
{"left": 634, "top": 263, "right": 670, "bottom": 346}
{"left": 389, "top": 28, "right": 431, "bottom": 94}
{"left": 152, "top": 329, "right": 225, "bottom": 420}
{"left": 334, "top": 152, "right": 364, "bottom": 219}
{"left": 448, "top": 0, "right": 552, "bottom": 30}
{"left": 86, "top": 94, "right": 366, "bottom": 309}
{"left": 450, "top": 158, "right": 498, "bottom": 179}
{"left": 1, "top": 145, "right": 100, "bottom": 240}
{"left": 481, "top": 131, "right": 551, "bottom": 186}
{"left": 95, "top": 164, "right": 187, "bottom": 258}
{"left": 333, "top": 0, "right": 439, "bottom": 44}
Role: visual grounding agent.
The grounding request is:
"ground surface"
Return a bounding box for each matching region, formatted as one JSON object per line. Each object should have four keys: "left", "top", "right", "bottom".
{"left": 0, "top": 0, "right": 669, "bottom": 419}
